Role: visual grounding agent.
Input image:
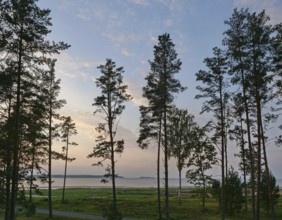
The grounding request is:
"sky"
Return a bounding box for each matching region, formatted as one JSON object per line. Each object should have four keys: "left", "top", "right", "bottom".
{"left": 36, "top": 0, "right": 282, "bottom": 179}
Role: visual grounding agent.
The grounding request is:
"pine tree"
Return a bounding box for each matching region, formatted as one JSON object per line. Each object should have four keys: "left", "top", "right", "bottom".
{"left": 88, "top": 59, "right": 131, "bottom": 217}
{"left": 224, "top": 8, "right": 279, "bottom": 219}
{"left": 0, "top": 1, "right": 69, "bottom": 219}
{"left": 139, "top": 33, "right": 185, "bottom": 220}
{"left": 41, "top": 59, "right": 66, "bottom": 219}
{"left": 60, "top": 116, "right": 77, "bottom": 204}
{"left": 223, "top": 8, "right": 256, "bottom": 218}
{"left": 137, "top": 104, "right": 163, "bottom": 219}
{"left": 195, "top": 47, "right": 229, "bottom": 220}
{"left": 229, "top": 93, "right": 248, "bottom": 211}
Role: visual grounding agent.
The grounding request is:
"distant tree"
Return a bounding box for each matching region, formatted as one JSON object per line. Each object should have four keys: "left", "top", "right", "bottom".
{"left": 195, "top": 47, "right": 229, "bottom": 220}
{"left": 186, "top": 125, "right": 217, "bottom": 210}
{"left": 137, "top": 105, "right": 163, "bottom": 219}
{"left": 225, "top": 167, "right": 243, "bottom": 215}
{"left": 260, "top": 170, "right": 280, "bottom": 215}
{"left": 139, "top": 33, "right": 185, "bottom": 220}
{"left": 88, "top": 59, "right": 131, "bottom": 217}
{"left": 60, "top": 116, "right": 77, "bottom": 204}
{"left": 229, "top": 93, "right": 248, "bottom": 211}
{"left": 210, "top": 179, "right": 221, "bottom": 205}
{"left": 168, "top": 107, "right": 196, "bottom": 205}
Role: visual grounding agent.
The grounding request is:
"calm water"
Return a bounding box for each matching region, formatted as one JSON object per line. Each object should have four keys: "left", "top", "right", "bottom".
{"left": 36, "top": 177, "right": 282, "bottom": 189}
{"left": 37, "top": 177, "right": 194, "bottom": 189}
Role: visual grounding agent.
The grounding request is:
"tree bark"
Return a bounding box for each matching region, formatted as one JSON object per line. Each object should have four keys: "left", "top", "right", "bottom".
{"left": 4, "top": 96, "right": 12, "bottom": 220}
{"left": 10, "top": 24, "right": 24, "bottom": 220}
{"left": 240, "top": 118, "right": 248, "bottom": 211}
{"left": 164, "top": 108, "right": 170, "bottom": 220}
{"left": 178, "top": 168, "right": 182, "bottom": 205}
{"left": 108, "top": 90, "right": 117, "bottom": 211}
{"left": 260, "top": 123, "right": 276, "bottom": 219}
{"left": 157, "top": 118, "right": 162, "bottom": 219}
{"left": 62, "top": 134, "right": 69, "bottom": 204}
{"left": 29, "top": 144, "right": 36, "bottom": 202}
{"left": 48, "top": 82, "right": 53, "bottom": 219}
{"left": 240, "top": 67, "right": 256, "bottom": 219}
{"left": 219, "top": 78, "right": 225, "bottom": 220}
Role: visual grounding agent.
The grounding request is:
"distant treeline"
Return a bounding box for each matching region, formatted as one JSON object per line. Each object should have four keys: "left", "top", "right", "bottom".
{"left": 48, "top": 175, "right": 124, "bottom": 179}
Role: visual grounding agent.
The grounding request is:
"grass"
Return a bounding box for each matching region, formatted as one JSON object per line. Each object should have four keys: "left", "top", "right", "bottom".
{"left": 1, "top": 187, "right": 281, "bottom": 219}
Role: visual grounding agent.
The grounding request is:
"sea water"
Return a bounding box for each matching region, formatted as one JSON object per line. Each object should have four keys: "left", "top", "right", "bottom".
{"left": 35, "top": 177, "right": 194, "bottom": 189}
{"left": 35, "top": 177, "right": 282, "bottom": 189}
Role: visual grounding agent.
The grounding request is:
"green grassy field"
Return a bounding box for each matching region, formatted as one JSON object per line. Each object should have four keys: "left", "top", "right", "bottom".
{"left": 1, "top": 187, "right": 281, "bottom": 219}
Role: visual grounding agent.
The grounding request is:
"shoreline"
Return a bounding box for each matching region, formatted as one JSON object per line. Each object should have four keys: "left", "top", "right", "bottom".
{"left": 38, "top": 185, "right": 196, "bottom": 190}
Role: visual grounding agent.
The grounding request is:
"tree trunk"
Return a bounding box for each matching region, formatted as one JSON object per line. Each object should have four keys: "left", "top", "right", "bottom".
{"left": 164, "top": 108, "right": 170, "bottom": 220}
{"left": 255, "top": 101, "right": 262, "bottom": 220}
{"left": 219, "top": 80, "right": 225, "bottom": 220}
{"left": 48, "top": 88, "right": 53, "bottom": 219}
{"left": 4, "top": 147, "right": 12, "bottom": 220}
{"left": 10, "top": 24, "right": 24, "bottom": 220}
{"left": 178, "top": 169, "right": 182, "bottom": 205}
{"left": 108, "top": 90, "right": 117, "bottom": 211}
{"left": 241, "top": 68, "right": 256, "bottom": 219}
{"left": 29, "top": 144, "right": 36, "bottom": 202}
{"left": 203, "top": 176, "right": 206, "bottom": 210}
{"left": 260, "top": 123, "right": 275, "bottom": 220}
{"left": 157, "top": 119, "right": 162, "bottom": 219}
{"left": 240, "top": 117, "right": 248, "bottom": 211}
{"left": 62, "top": 135, "right": 69, "bottom": 204}
{"left": 4, "top": 98, "right": 12, "bottom": 220}
{"left": 110, "top": 131, "right": 117, "bottom": 209}
{"left": 253, "top": 51, "right": 262, "bottom": 220}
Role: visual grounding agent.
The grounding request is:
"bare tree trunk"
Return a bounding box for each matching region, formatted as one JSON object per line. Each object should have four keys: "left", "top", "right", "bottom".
{"left": 4, "top": 149, "right": 12, "bottom": 220}
{"left": 108, "top": 91, "right": 117, "bottom": 211}
{"left": 62, "top": 136, "right": 69, "bottom": 204}
{"left": 203, "top": 176, "right": 206, "bottom": 210}
{"left": 253, "top": 72, "right": 262, "bottom": 220}
{"left": 219, "top": 81, "right": 225, "bottom": 220}
{"left": 4, "top": 99, "right": 12, "bottom": 220}
{"left": 157, "top": 119, "right": 162, "bottom": 219}
{"left": 240, "top": 117, "right": 248, "bottom": 211}
{"left": 29, "top": 144, "right": 36, "bottom": 202}
{"left": 48, "top": 84, "right": 53, "bottom": 219}
{"left": 111, "top": 135, "right": 117, "bottom": 211}
{"left": 260, "top": 123, "right": 275, "bottom": 220}
{"left": 178, "top": 169, "right": 182, "bottom": 205}
{"left": 241, "top": 68, "right": 256, "bottom": 219}
{"left": 48, "top": 114, "right": 53, "bottom": 219}
{"left": 164, "top": 108, "right": 170, "bottom": 220}
{"left": 10, "top": 25, "right": 24, "bottom": 220}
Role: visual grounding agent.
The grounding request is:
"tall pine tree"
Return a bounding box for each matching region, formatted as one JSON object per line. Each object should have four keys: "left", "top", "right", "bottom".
{"left": 88, "top": 59, "right": 131, "bottom": 216}
{"left": 139, "top": 33, "right": 185, "bottom": 220}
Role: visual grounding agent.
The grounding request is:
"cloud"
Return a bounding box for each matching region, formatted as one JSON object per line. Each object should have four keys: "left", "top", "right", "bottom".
{"left": 233, "top": 0, "right": 282, "bottom": 24}
{"left": 54, "top": 52, "right": 103, "bottom": 81}
{"left": 149, "top": 34, "right": 158, "bottom": 43}
{"left": 158, "top": 0, "right": 190, "bottom": 14}
{"left": 121, "top": 48, "right": 135, "bottom": 57}
{"left": 76, "top": 8, "right": 92, "bottom": 21}
{"left": 125, "top": 76, "right": 148, "bottom": 107}
{"left": 164, "top": 18, "right": 173, "bottom": 27}
{"left": 102, "top": 32, "right": 143, "bottom": 47}
{"left": 128, "top": 0, "right": 150, "bottom": 6}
